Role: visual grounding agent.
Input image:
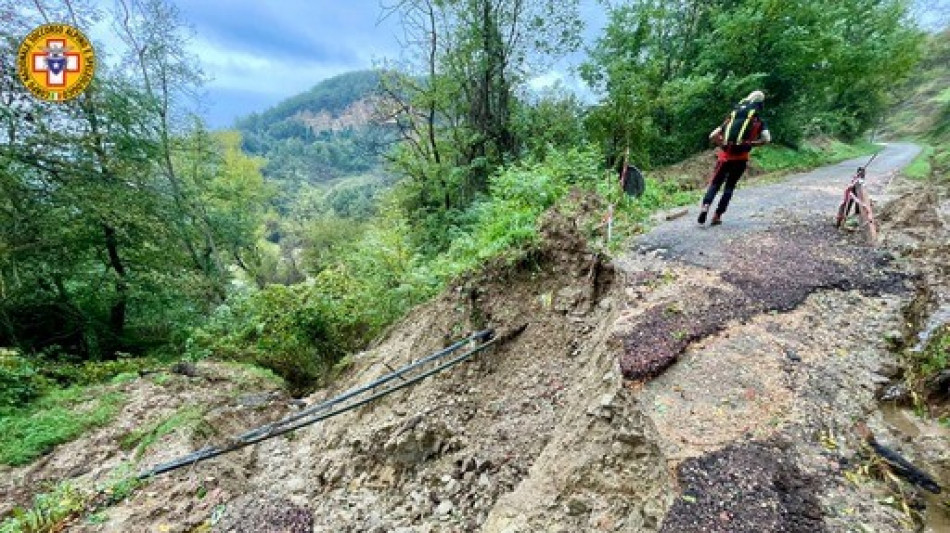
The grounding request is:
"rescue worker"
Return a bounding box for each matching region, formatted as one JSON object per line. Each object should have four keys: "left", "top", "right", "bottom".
{"left": 698, "top": 90, "right": 772, "bottom": 225}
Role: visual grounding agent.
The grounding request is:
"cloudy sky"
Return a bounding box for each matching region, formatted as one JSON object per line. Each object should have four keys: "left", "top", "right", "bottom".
{"left": 88, "top": 0, "right": 608, "bottom": 128}
{"left": 71, "top": 0, "right": 946, "bottom": 128}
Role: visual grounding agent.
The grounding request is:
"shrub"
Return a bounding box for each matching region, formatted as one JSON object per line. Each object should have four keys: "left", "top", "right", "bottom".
{"left": 0, "top": 349, "right": 44, "bottom": 411}
{"left": 0, "top": 482, "right": 86, "bottom": 533}
{"left": 189, "top": 285, "right": 343, "bottom": 395}
{"left": 37, "top": 357, "right": 158, "bottom": 388}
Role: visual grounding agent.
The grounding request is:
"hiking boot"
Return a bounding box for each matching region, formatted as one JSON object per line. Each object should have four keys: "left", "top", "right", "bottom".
{"left": 697, "top": 205, "right": 710, "bottom": 224}
{"left": 711, "top": 214, "right": 723, "bottom": 226}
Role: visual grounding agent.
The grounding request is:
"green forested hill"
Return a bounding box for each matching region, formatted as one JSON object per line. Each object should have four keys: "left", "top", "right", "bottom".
{"left": 234, "top": 70, "right": 394, "bottom": 203}
{"left": 237, "top": 70, "right": 382, "bottom": 129}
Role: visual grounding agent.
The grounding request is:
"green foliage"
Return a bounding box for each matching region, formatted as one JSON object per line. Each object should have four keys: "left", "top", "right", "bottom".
{"left": 904, "top": 146, "right": 935, "bottom": 180}
{"left": 513, "top": 84, "right": 588, "bottom": 161}
{"left": 383, "top": 0, "right": 583, "bottom": 223}
{"left": 753, "top": 139, "right": 878, "bottom": 173}
{"left": 313, "top": 211, "right": 438, "bottom": 345}
{"left": 300, "top": 215, "right": 368, "bottom": 272}
{"left": 0, "top": 349, "right": 44, "bottom": 410}
{"left": 0, "top": 7, "right": 273, "bottom": 360}
{"left": 582, "top": 0, "right": 923, "bottom": 167}
{"left": 120, "top": 406, "right": 209, "bottom": 460}
{"left": 0, "top": 482, "right": 86, "bottom": 533}
{"left": 917, "top": 325, "right": 950, "bottom": 377}
{"left": 188, "top": 286, "right": 344, "bottom": 395}
{"left": 0, "top": 387, "right": 124, "bottom": 466}
{"left": 37, "top": 357, "right": 159, "bottom": 388}
{"left": 904, "top": 324, "right": 950, "bottom": 418}
{"left": 429, "top": 146, "right": 603, "bottom": 277}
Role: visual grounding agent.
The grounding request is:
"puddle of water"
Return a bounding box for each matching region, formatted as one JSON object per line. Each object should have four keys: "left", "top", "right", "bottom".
{"left": 881, "top": 404, "right": 950, "bottom": 532}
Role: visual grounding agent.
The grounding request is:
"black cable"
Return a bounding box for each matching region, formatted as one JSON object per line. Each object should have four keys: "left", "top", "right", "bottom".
{"left": 137, "top": 332, "right": 497, "bottom": 479}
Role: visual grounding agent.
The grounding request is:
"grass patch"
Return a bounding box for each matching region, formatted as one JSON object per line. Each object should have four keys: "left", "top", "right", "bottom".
{"left": 754, "top": 138, "right": 878, "bottom": 173}
{"left": 37, "top": 356, "right": 166, "bottom": 388}
{"left": 119, "top": 405, "right": 209, "bottom": 460}
{"left": 904, "top": 145, "right": 934, "bottom": 180}
{"left": 903, "top": 324, "right": 950, "bottom": 420}
{"left": 0, "top": 387, "right": 124, "bottom": 466}
{"left": 0, "top": 481, "right": 86, "bottom": 533}
{"left": 0, "top": 463, "right": 145, "bottom": 533}
{"left": 217, "top": 361, "right": 285, "bottom": 389}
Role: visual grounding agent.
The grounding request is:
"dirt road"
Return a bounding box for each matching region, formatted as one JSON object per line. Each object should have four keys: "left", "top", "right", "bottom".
{"left": 637, "top": 142, "right": 921, "bottom": 266}
{"left": 612, "top": 141, "right": 950, "bottom": 532}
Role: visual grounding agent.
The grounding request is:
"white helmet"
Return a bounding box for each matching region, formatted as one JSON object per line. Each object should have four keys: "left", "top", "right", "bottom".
{"left": 744, "top": 90, "right": 765, "bottom": 103}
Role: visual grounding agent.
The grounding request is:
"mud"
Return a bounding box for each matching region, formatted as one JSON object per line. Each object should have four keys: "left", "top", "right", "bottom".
{"left": 661, "top": 440, "right": 824, "bottom": 533}
{"left": 620, "top": 221, "right": 906, "bottom": 380}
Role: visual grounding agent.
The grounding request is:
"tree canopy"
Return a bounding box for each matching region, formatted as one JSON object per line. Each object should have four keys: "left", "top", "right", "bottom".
{"left": 581, "top": 0, "right": 922, "bottom": 167}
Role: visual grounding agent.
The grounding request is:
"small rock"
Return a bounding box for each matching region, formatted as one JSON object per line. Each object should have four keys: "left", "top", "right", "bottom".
{"left": 879, "top": 382, "right": 910, "bottom": 402}
{"left": 566, "top": 498, "right": 590, "bottom": 516}
{"left": 883, "top": 329, "right": 904, "bottom": 347}
{"left": 171, "top": 361, "right": 199, "bottom": 377}
{"left": 436, "top": 500, "right": 454, "bottom": 516}
{"left": 463, "top": 456, "right": 477, "bottom": 472}
{"left": 444, "top": 479, "right": 460, "bottom": 497}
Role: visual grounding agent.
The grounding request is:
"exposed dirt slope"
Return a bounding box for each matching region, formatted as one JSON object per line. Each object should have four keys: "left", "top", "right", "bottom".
{"left": 4, "top": 143, "right": 949, "bottom": 533}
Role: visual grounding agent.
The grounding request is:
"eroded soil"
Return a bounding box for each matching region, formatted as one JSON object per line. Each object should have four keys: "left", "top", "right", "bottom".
{"left": 4, "top": 143, "right": 949, "bottom": 533}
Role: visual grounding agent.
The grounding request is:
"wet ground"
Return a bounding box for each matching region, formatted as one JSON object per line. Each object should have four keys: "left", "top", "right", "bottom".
{"left": 660, "top": 440, "right": 825, "bottom": 533}
{"left": 620, "top": 220, "right": 905, "bottom": 380}
{"left": 615, "top": 142, "right": 950, "bottom": 532}
{"left": 637, "top": 142, "right": 920, "bottom": 266}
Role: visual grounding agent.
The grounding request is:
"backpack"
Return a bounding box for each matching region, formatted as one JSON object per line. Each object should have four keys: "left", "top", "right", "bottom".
{"left": 721, "top": 102, "right": 762, "bottom": 153}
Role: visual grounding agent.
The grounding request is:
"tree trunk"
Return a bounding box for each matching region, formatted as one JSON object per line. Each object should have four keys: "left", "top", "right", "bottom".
{"left": 103, "top": 224, "right": 127, "bottom": 358}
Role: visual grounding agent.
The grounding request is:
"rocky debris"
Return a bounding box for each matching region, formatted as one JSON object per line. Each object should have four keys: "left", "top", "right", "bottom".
{"left": 212, "top": 493, "right": 313, "bottom": 533}
{"left": 620, "top": 221, "right": 906, "bottom": 380}
{"left": 171, "top": 361, "right": 200, "bottom": 377}
{"left": 660, "top": 441, "right": 824, "bottom": 533}
{"left": 362, "top": 418, "right": 461, "bottom": 469}
{"left": 237, "top": 391, "right": 282, "bottom": 408}
{"left": 480, "top": 387, "right": 672, "bottom": 532}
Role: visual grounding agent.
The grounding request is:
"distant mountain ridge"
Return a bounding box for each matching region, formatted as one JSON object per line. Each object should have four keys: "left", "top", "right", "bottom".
{"left": 234, "top": 70, "right": 394, "bottom": 197}
{"left": 235, "top": 70, "right": 383, "bottom": 135}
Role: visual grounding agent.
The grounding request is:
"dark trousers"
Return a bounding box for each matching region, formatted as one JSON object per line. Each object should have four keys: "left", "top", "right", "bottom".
{"left": 702, "top": 160, "right": 747, "bottom": 215}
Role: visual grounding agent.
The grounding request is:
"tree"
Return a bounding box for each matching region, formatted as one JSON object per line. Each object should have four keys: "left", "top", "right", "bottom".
{"left": 0, "top": 0, "right": 270, "bottom": 358}
{"left": 381, "top": 0, "right": 583, "bottom": 218}
{"left": 583, "top": 0, "right": 923, "bottom": 167}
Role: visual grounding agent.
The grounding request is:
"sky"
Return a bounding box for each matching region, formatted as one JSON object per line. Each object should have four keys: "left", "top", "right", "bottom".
{"left": 87, "top": 0, "right": 608, "bottom": 129}
{"left": 71, "top": 0, "right": 947, "bottom": 128}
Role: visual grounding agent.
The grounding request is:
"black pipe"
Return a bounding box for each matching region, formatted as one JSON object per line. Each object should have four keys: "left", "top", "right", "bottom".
{"left": 137, "top": 331, "right": 496, "bottom": 479}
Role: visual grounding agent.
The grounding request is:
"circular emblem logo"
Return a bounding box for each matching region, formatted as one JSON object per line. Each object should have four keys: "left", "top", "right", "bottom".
{"left": 16, "top": 23, "right": 96, "bottom": 102}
